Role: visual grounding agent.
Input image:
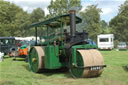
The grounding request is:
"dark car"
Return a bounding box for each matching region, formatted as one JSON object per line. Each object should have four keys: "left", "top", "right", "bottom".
{"left": 0, "top": 37, "right": 16, "bottom": 55}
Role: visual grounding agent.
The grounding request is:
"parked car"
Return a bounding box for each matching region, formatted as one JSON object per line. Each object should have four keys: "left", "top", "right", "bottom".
{"left": 117, "top": 42, "right": 127, "bottom": 50}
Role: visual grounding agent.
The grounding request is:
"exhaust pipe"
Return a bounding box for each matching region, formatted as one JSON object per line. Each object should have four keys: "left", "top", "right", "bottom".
{"left": 69, "top": 10, "right": 76, "bottom": 37}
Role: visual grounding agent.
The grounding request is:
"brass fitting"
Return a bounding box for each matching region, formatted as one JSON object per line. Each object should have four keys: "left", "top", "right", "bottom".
{"left": 32, "top": 58, "right": 36, "bottom": 62}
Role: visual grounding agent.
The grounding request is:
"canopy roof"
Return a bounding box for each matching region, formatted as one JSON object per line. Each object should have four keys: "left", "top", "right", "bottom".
{"left": 0, "top": 37, "right": 15, "bottom": 39}
{"left": 30, "top": 14, "right": 82, "bottom": 28}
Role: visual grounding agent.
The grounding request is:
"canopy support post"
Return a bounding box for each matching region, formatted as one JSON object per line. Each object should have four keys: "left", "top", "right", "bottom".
{"left": 35, "top": 26, "right": 37, "bottom": 45}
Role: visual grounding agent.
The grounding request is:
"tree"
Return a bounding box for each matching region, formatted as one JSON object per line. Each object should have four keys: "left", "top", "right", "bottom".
{"left": 29, "top": 8, "right": 45, "bottom": 37}
{"left": 11, "top": 11, "right": 31, "bottom": 36}
{"left": 0, "top": 0, "right": 31, "bottom": 37}
{"left": 30, "top": 8, "right": 45, "bottom": 23}
{"left": 109, "top": 0, "right": 128, "bottom": 41}
{"left": 0, "top": 1, "right": 22, "bottom": 36}
{"left": 100, "top": 20, "right": 112, "bottom": 34}
{"left": 80, "top": 5, "right": 102, "bottom": 42}
{"left": 47, "top": 0, "right": 82, "bottom": 17}
{"left": 119, "top": 0, "right": 128, "bottom": 13}
{"left": 100, "top": 20, "right": 108, "bottom": 29}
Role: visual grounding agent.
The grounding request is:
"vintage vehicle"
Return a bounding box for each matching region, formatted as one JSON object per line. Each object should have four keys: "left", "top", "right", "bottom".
{"left": 13, "top": 41, "right": 29, "bottom": 61}
{"left": 28, "top": 10, "right": 106, "bottom": 78}
{"left": 13, "top": 44, "right": 28, "bottom": 61}
{"left": 0, "top": 37, "right": 16, "bottom": 56}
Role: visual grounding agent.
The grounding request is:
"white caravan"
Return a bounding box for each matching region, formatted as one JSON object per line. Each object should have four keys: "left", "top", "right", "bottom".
{"left": 97, "top": 34, "right": 114, "bottom": 50}
{"left": 15, "top": 36, "right": 40, "bottom": 41}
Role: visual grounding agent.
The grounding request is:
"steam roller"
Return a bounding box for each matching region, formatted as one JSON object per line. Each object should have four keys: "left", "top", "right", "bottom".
{"left": 28, "top": 10, "right": 106, "bottom": 78}
{"left": 70, "top": 49, "right": 104, "bottom": 78}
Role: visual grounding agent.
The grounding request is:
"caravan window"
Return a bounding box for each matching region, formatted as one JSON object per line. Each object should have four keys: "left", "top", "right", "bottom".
{"left": 100, "top": 38, "right": 109, "bottom": 42}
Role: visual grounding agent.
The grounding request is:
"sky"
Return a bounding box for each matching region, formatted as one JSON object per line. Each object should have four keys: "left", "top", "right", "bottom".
{"left": 5, "top": 0, "right": 126, "bottom": 22}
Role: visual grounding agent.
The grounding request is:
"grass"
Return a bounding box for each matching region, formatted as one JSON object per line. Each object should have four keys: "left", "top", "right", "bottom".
{"left": 0, "top": 50, "right": 128, "bottom": 85}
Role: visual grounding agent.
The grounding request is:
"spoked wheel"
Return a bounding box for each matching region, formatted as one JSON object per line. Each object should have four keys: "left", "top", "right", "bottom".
{"left": 70, "top": 49, "right": 105, "bottom": 78}
{"left": 29, "top": 46, "right": 45, "bottom": 72}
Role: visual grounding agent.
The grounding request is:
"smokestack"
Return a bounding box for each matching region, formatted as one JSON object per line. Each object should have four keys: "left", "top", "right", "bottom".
{"left": 69, "top": 10, "right": 76, "bottom": 37}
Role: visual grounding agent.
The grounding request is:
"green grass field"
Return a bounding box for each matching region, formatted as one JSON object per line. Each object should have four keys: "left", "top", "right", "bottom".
{"left": 0, "top": 50, "right": 128, "bottom": 85}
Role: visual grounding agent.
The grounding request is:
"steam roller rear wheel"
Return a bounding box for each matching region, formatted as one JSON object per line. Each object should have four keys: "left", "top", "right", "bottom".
{"left": 70, "top": 49, "right": 104, "bottom": 78}
{"left": 29, "top": 46, "right": 45, "bottom": 73}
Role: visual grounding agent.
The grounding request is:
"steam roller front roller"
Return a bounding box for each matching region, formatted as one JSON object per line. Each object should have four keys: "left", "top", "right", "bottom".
{"left": 29, "top": 46, "right": 45, "bottom": 72}
{"left": 70, "top": 49, "right": 106, "bottom": 78}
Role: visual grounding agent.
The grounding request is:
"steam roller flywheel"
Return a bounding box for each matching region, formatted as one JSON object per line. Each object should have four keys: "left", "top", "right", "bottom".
{"left": 29, "top": 46, "right": 45, "bottom": 72}
{"left": 70, "top": 49, "right": 105, "bottom": 78}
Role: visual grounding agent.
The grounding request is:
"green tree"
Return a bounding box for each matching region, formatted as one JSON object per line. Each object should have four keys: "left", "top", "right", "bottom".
{"left": 109, "top": 0, "right": 128, "bottom": 41}
{"left": 0, "top": 0, "right": 22, "bottom": 36}
{"left": 11, "top": 12, "right": 31, "bottom": 36}
{"left": 81, "top": 5, "right": 102, "bottom": 42}
{"left": 100, "top": 20, "right": 112, "bottom": 34}
{"left": 100, "top": 20, "right": 108, "bottom": 30}
{"left": 29, "top": 8, "right": 45, "bottom": 37}
{"left": 47, "top": 0, "right": 82, "bottom": 17}
{"left": 30, "top": 8, "right": 45, "bottom": 23}
{"left": 0, "top": 0, "right": 31, "bottom": 37}
{"left": 119, "top": 0, "right": 128, "bottom": 13}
